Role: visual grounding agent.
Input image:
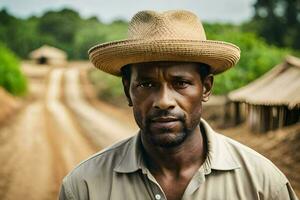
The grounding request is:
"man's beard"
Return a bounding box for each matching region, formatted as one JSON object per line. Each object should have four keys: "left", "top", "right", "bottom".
{"left": 140, "top": 109, "right": 199, "bottom": 148}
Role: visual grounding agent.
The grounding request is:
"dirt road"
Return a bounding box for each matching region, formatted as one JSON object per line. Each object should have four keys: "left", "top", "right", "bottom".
{"left": 1, "top": 63, "right": 298, "bottom": 199}
{"left": 64, "top": 67, "right": 134, "bottom": 147}
{"left": 0, "top": 64, "right": 134, "bottom": 200}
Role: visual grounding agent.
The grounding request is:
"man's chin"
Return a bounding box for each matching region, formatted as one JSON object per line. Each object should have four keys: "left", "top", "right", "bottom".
{"left": 149, "top": 132, "right": 187, "bottom": 148}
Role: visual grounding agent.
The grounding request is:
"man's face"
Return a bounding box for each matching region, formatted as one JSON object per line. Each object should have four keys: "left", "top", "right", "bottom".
{"left": 123, "top": 62, "right": 213, "bottom": 148}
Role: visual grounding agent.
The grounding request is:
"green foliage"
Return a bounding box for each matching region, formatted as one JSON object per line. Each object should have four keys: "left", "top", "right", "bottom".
{"left": 203, "top": 24, "right": 291, "bottom": 94}
{"left": 38, "top": 9, "right": 81, "bottom": 44}
{"left": 0, "top": 8, "right": 128, "bottom": 60}
{"left": 0, "top": 43, "right": 27, "bottom": 96}
{"left": 245, "top": 0, "right": 300, "bottom": 49}
{"left": 73, "top": 19, "right": 127, "bottom": 59}
{"left": 88, "top": 69, "right": 126, "bottom": 107}
{"left": 0, "top": 9, "right": 57, "bottom": 58}
{"left": 36, "top": 9, "right": 82, "bottom": 59}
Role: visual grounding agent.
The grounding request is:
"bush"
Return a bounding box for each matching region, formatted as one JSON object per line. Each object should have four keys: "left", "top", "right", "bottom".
{"left": 204, "top": 24, "right": 291, "bottom": 94}
{"left": 73, "top": 19, "right": 128, "bottom": 59}
{"left": 0, "top": 43, "right": 27, "bottom": 96}
{"left": 88, "top": 69, "right": 126, "bottom": 107}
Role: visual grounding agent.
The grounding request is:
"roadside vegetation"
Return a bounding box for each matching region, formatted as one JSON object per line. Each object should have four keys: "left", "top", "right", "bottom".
{"left": 204, "top": 24, "right": 292, "bottom": 94}
{"left": 88, "top": 69, "right": 126, "bottom": 107}
{"left": 0, "top": 43, "right": 27, "bottom": 96}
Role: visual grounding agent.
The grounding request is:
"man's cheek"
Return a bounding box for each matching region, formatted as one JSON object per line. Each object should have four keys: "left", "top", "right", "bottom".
{"left": 132, "top": 108, "right": 143, "bottom": 126}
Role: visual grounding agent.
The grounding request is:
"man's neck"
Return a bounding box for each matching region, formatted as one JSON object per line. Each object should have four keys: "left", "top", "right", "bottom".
{"left": 141, "top": 126, "right": 207, "bottom": 177}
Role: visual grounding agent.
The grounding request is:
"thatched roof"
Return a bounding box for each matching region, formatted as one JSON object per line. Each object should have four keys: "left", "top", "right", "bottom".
{"left": 228, "top": 55, "right": 300, "bottom": 108}
{"left": 29, "top": 45, "right": 67, "bottom": 60}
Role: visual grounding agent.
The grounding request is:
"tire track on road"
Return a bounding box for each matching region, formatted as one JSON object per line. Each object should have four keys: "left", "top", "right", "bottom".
{"left": 64, "top": 67, "right": 135, "bottom": 148}
{"left": 0, "top": 102, "right": 55, "bottom": 200}
{"left": 0, "top": 65, "right": 135, "bottom": 200}
{"left": 45, "top": 68, "right": 96, "bottom": 191}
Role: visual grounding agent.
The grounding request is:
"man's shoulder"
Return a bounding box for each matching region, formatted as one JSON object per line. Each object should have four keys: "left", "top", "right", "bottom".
{"left": 215, "top": 132, "right": 289, "bottom": 196}
{"left": 65, "top": 135, "right": 135, "bottom": 181}
{"left": 59, "top": 136, "right": 137, "bottom": 199}
{"left": 219, "top": 132, "right": 286, "bottom": 177}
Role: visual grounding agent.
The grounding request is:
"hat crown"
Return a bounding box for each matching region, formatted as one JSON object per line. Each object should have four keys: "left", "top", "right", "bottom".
{"left": 128, "top": 10, "right": 207, "bottom": 40}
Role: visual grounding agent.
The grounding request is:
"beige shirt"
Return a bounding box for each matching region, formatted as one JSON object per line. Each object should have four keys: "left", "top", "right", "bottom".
{"left": 59, "top": 119, "right": 298, "bottom": 200}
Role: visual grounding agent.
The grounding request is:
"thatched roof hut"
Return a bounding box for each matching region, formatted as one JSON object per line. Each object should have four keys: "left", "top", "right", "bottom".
{"left": 29, "top": 45, "right": 67, "bottom": 67}
{"left": 228, "top": 56, "right": 300, "bottom": 132}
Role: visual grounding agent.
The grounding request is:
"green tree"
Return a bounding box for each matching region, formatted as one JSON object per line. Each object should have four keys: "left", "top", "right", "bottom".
{"left": 38, "top": 8, "right": 81, "bottom": 44}
{"left": 0, "top": 9, "right": 22, "bottom": 54}
{"left": 73, "top": 18, "right": 127, "bottom": 59}
{"left": 245, "top": 0, "right": 300, "bottom": 49}
{"left": 204, "top": 23, "right": 291, "bottom": 94}
{"left": 0, "top": 43, "right": 27, "bottom": 96}
{"left": 73, "top": 18, "right": 107, "bottom": 59}
{"left": 0, "top": 9, "right": 16, "bottom": 27}
{"left": 0, "top": 9, "right": 53, "bottom": 58}
{"left": 0, "top": 8, "right": 128, "bottom": 59}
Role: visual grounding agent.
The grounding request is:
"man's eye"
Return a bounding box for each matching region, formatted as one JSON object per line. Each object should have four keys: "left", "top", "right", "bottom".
{"left": 174, "top": 81, "right": 190, "bottom": 88}
{"left": 138, "top": 82, "right": 154, "bottom": 88}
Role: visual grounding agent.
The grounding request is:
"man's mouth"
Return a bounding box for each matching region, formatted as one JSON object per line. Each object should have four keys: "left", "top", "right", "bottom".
{"left": 151, "top": 116, "right": 179, "bottom": 122}
{"left": 149, "top": 116, "right": 180, "bottom": 130}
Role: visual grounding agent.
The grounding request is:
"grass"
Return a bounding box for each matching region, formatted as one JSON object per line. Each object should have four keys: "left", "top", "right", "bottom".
{"left": 88, "top": 69, "right": 127, "bottom": 107}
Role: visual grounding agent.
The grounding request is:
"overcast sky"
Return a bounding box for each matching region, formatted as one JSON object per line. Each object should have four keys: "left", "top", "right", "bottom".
{"left": 0, "top": 0, "right": 255, "bottom": 24}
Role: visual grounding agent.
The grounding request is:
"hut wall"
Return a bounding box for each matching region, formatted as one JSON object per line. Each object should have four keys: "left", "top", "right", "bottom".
{"left": 34, "top": 57, "right": 67, "bottom": 67}
{"left": 248, "top": 105, "right": 299, "bottom": 133}
{"left": 248, "top": 105, "right": 268, "bottom": 132}
{"left": 284, "top": 106, "right": 300, "bottom": 126}
{"left": 224, "top": 101, "right": 247, "bottom": 127}
{"left": 223, "top": 102, "right": 235, "bottom": 127}
{"left": 233, "top": 102, "right": 247, "bottom": 125}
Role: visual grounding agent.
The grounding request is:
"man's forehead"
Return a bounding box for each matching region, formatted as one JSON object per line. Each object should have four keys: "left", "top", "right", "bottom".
{"left": 130, "top": 61, "right": 201, "bottom": 77}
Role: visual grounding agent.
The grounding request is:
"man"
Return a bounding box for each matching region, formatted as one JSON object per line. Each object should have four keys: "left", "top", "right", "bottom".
{"left": 59, "top": 10, "right": 298, "bottom": 200}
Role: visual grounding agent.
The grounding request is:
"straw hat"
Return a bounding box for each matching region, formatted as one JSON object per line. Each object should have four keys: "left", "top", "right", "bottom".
{"left": 88, "top": 10, "right": 240, "bottom": 76}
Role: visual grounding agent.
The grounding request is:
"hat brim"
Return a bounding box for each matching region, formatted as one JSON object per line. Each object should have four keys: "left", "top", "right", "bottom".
{"left": 88, "top": 39, "right": 240, "bottom": 76}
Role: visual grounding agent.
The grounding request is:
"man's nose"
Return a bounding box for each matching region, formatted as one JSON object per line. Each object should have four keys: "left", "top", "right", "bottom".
{"left": 153, "top": 84, "right": 176, "bottom": 110}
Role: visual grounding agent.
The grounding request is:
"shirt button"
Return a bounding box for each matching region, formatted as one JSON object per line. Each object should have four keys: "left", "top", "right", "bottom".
{"left": 155, "top": 194, "right": 161, "bottom": 200}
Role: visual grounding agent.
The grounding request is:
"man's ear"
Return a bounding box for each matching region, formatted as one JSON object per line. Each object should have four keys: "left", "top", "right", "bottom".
{"left": 202, "top": 74, "right": 214, "bottom": 102}
{"left": 122, "top": 77, "right": 133, "bottom": 107}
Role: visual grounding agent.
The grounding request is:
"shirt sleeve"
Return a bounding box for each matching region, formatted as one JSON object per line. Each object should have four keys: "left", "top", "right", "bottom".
{"left": 59, "top": 183, "right": 69, "bottom": 200}
{"left": 59, "top": 178, "right": 76, "bottom": 200}
{"left": 272, "top": 182, "right": 299, "bottom": 200}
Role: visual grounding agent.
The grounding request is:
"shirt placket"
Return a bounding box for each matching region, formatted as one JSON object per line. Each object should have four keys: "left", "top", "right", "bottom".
{"left": 142, "top": 167, "right": 167, "bottom": 200}
{"left": 181, "top": 168, "right": 206, "bottom": 199}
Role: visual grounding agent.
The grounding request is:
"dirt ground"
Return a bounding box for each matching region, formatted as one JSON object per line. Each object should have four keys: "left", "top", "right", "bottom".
{"left": 0, "top": 61, "right": 299, "bottom": 199}
{"left": 0, "top": 88, "right": 22, "bottom": 126}
{"left": 0, "top": 61, "right": 134, "bottom": 200}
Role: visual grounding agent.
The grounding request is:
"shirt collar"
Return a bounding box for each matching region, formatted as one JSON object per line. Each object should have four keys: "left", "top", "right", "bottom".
{"left": 200, "top": 119, "right": 240, "bottom": 174}
{"left": 114, "top": 133, "right": 144, "bottom": 173}
{"left": 114, "top": 118, "right": 240, "bottom": 174}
